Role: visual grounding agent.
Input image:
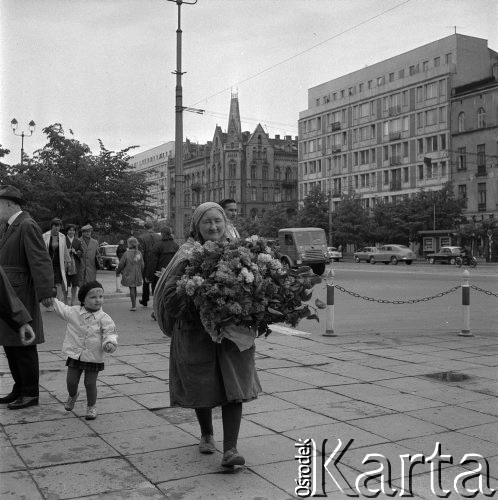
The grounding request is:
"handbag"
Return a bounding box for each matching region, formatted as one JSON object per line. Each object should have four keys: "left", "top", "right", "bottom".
{"left": 67, "top": 255, "right": 77, "bottom": 275}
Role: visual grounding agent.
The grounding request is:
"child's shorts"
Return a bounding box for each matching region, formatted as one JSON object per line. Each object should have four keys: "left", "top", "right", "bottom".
{"left": 66, "top": 357, "right": 104, "bottom": 372}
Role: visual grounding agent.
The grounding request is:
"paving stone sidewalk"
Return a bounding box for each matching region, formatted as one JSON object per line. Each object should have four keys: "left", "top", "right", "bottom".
{"left": 1, "top": 296, "right": 497, "bottom": 500}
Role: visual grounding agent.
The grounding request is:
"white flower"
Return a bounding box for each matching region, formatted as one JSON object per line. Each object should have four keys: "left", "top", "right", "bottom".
{"left": 257, "top": 253, "right": 272, "bottom": 263}
{"left": 245, "top": 235, "right": 259, "bottom": 243}
{"left": 240, "top": 267, "right": 255, "bottom": 283}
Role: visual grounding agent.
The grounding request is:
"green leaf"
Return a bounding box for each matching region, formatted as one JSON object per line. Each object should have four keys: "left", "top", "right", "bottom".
{"left": 267, "top": 307, "right": 284, "bottom": 316}
{"left": 315, "top": 298, "right": 326, "bottom": 309}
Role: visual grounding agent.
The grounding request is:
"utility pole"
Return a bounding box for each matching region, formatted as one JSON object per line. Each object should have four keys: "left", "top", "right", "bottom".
{"left": 167, "top": 0, "right": 197, "bottom": 242}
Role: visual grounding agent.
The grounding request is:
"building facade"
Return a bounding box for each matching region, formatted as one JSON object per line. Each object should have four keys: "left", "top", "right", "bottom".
{"left": 129, "top": 141, "right": 175, "bottom": 221}
{"left": 451, "top": 74, "right": 498, "bottom": 222}
{"left": 167, "top": 92, "right": 299, "bottom": 222}
{"left": 298, "top": 34, "right": 498, "bottom": 220}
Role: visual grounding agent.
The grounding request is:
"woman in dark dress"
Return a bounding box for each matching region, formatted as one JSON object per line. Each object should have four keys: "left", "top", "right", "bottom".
{"left": 154, "top": 202, "right": 261, "bottom": 468}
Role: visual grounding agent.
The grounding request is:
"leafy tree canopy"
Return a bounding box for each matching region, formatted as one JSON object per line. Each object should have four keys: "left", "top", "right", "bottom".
{"left": 0, "top": 125, "right": 156, "bottom": 233}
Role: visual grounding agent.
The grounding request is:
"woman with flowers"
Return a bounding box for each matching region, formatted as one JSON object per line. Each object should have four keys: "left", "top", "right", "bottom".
{"left": 154, "top": 202, "right": 262, "bottom": 468}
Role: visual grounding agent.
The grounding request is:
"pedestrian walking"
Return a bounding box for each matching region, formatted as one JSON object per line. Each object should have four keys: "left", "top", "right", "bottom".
{"left": 79, "top": 224, "right": 99, "bottom": 285}
{"left": 0, "top": 185, "right": 54, "bottom": 410}
{"left": 137, "top": 222, "right": 160, "bottom": 307}
{"left": 49, "top": 280, "right": 118, "bottom": 420}
{"left": 0, "top": 265, "right": 36, "bottom": 347}
{"left": 154, "top": 202, "right": 261, "bottom": 468}
{"left": 116, "top": 239, "right": 127, "bottom": 260}
{"left": 115, "top": 237, "right": 144, "bottom": 311}
{"left": 43, "top": 218, "right": 71, "bottom": 301}
{"left": 219, "top": 198, "right": 240, "bottom": 240}
{"left": 64, "top": 224, "right": 83, "bottom": 306}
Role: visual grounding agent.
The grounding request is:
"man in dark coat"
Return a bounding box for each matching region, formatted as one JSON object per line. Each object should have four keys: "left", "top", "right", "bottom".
{"left": 0, "top": 265, "right": 35, "bottom": 346}
{"left": 137, "top": 222, "right": 160, "bottom": 307}
{"left": 150, "top": 226, "right": 179, "bottom": 291}
{"left": 0, "top": 185, "right": 54, "bottom": 409}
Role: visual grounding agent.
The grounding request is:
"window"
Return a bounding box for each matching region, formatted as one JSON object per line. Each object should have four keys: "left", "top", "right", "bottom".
{"left": 457, "top": 147, "right": 466, "bottom": 170}
{"left": 402, "top": 90, "right": 408, "bottom": 106}
{"left": 440, "top": 134, "right": 446, "bottom": 150}
{"left": 439, "top": 106, "right": 446, "bottom": 123}
{"left": 368, "top": 80, "right": 372, "bottom": 89}
{"left": 377, "top": 76, "right": 384, "bottom": 86}
{"left": 399, "top": 69, "right": 405, "bottom": 79}
{"left": 441, "top": 161, "right": 447, "bottom": 177}
{"left": 389, "top": 72, "right": 394, "bottom": 82}
{"left": 478, "top": 183, "right": 487, "bottom": 210}
{"left": 263, "top": 188, "right": 268, "bottom": 202}
{"left": 426, "top": 136, "right": 438, "bottom": 152}
{"left": 359, "top": 82, "right": 364, "bottom": 92}
{"left": 425, "top": 82, "right": 438, "bottom": 99}
{"left": 434, "top": 56, "right": 440, "bottom": 67}
{"left": 425, "top": 109, "right": 437, "bottom": 126}
{"left": 458, "top": 184, "right": 467, "bottom": 199}
{"left": 403, "top": 116, "right": 409, "bottom": 131}
{"left": 417, "top": 112, "right": 424, "bottom": 129}
{"left": 403, "top": 167, "right": 409, "bottom": 183}
{"left": 383, "top": 171, "right": 389, "bottom": 185}
{"left": 416, "top": 86, "right": 424, "bottom": 102}
{"left": 418, "top": 164, "right": 424, "bottom": 180}
{"left": 251, "top": 187, "right": 257, "bottom": 201}
{"left": 423, "top": 61, "right": 429, "bottom": 71}
{"left": 477, "top": 144, "right": 486, "bottom": 167}
{"left": 445, "top": 53, "right": 452, "bottom": 64}
{"left": 341, "top": 90, "right": 345, "bottom": 98}
{"left": 439, "top": 79, "right": 446, "bottom": 96}
{"left": 409, "top": 64, "right": 419, "bottom": 76}
{"left": 458, "top": 112, "right": 465, "bottom": 132}
{"left": 251, "top": 165, "right": 257, "bottom": 179}
{"left": 262, "top": 165, "right": 268, "bottom": 180}
{"left": 477, "top": 108, "right": 486, "bottom": 128}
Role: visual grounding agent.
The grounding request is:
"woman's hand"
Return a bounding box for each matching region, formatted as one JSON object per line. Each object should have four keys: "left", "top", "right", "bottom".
{"left": 19, "top": 324, "right": 36, "bottom": 345}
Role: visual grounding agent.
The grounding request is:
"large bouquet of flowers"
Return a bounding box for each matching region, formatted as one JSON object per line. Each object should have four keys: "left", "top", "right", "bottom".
{"left": 176, "top": 235, "right": 321, "bottom": 344}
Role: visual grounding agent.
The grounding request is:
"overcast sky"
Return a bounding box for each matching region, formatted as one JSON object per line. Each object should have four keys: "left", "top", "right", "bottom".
{"left": 1, "top": 0, "right": 497, "bottom": 163}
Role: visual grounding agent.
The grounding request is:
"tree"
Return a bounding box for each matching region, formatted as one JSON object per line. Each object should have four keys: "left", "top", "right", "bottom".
{"left": 331, "top": 194, "right": 370, "bottom": 248}
{"left": 296, "top": 187, "right": 329, "bottom": 230}
{"left": 2, "top": 124, "right": 156, "bottom": 232}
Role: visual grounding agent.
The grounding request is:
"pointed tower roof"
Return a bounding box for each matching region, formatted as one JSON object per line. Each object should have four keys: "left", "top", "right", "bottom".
{"left": 227, "top": 90, "right": 242, "bottom": 140}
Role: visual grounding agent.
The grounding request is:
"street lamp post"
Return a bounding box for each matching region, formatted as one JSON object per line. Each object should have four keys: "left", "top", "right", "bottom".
{"left": 167, "top": 0, "right": 197, "bottom": 243}
{"left": 11, "top": 118, "right": 36, "bottom": 166}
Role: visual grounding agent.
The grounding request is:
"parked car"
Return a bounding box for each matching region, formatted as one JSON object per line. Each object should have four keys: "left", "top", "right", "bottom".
{"left": 426, "top": 246, "right": 463, "bottom": 265}
{"left": 354, "top": 247, "right": 380, "bottom": 263}
{"left": 98, "top": 244, "right": 120, "bottom": 270}
{"left": 372, "top": 244, "right": 416, "bottom": 265}
{"left": 327, "top": 247, "right": 342, "bottom": 262}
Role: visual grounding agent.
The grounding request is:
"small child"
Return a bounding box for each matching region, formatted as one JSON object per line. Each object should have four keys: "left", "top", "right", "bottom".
{"left": 50, "top": 280, "right": 118, "bottom": 420}
{"left": 115, "top": 237, "right": 144, "bottom": 311}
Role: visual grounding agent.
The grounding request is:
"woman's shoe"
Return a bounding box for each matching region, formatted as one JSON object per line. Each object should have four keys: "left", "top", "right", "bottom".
{"left": 130, "top": 307, "right": 136, "bottom": 311}
{"left": 221, "top": 448, "right": 245, "bottom": 467}
{"left": 199, "top": 434, "right": 215, "bottom": 454}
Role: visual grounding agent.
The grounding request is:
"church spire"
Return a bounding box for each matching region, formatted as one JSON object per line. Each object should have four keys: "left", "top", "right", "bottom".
{"left": 227, "top": 89, "right": 242, "bottom": 140}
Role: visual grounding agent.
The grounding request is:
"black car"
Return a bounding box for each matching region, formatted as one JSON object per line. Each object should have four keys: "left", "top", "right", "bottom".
{"left": 426, "top": 246, "right": 463, "bottom": 265}
{"left": 98, "top": 245, "right": 120, "bottom": 270}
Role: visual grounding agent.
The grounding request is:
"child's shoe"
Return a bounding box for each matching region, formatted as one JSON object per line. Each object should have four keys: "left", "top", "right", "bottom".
{"left": 64, "top": 391, "right": 79, "bottom": 411}
{"left": 85, "top": 405, "right": 97, "bottom": 420}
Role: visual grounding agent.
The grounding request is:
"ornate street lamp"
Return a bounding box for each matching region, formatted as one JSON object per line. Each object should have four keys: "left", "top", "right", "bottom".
{"left": 11, "top": 118, "right": 36, "bottom": 165}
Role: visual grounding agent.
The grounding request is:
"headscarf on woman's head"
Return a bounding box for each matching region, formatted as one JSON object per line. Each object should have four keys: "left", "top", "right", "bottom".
{"left": 153, "top": 201, "right": 228, "bottom": 336}
{"left": 188, "top": 201, "right": 228, "bottom": 242}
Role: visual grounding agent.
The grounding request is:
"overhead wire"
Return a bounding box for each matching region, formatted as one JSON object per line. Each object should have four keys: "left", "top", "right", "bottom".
{"left": 187, "top": 0, "right": 413, "bottom": 120}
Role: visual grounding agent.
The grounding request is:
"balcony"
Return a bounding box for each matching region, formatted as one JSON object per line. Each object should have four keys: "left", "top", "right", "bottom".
{"left": 389, "top": 181, "right": 402, "bottom": 191}
{"left": 390, "top": 156, "right": 402, "bottom": 166}
{"left": 332, "top": 190, "right": 342, "bottom": 198}
{"left": 478, "top": 203, "right": 487, "bottom": 212}
{"left": 476, "top": 165, "right": 487, "bottom": 177}
{"left": 330, "top": 121, "right": 341, "bottom": 131}
{"left": 191, "top": 182, "right": 202, "bottom": 192}
{"left": 389, "top": 131, "right": 401, "bottom": 142}
{"left": 388, "top": 105, "right": 402, "bottom": 116}
{"left": 332, "top": 146, "right": 342, "bottom": 154}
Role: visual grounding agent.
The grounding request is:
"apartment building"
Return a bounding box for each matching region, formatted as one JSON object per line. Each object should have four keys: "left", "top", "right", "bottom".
{"left": 298, "top": 34, "right": 498, "bottom": 219}
{"left": 129, "top": 141, "right": 175, "bottom": 220}
{"left": 451, "top": 73, "right": 498, "bottom": 221}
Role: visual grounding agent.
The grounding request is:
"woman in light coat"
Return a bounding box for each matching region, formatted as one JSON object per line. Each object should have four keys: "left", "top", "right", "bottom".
{"left": 43, "top": 218, "right": 70, "bottom": 301}
{"left": 116, "top": 237, "right": 144, "bottom": 311}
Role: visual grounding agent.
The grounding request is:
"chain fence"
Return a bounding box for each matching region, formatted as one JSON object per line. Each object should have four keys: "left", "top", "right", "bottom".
{"left": 334, "top": 284, "right": 461, "bottom": 304}
{"left": 470, "top": 284, "right": 498, "bottom": 298}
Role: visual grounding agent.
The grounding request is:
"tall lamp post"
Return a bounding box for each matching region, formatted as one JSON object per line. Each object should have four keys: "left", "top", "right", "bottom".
{"left": 11, "top": 118, "right": 36, "bottom": 166}
{"left": 167, "top": 0, "right": 197, "bottom": 242}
